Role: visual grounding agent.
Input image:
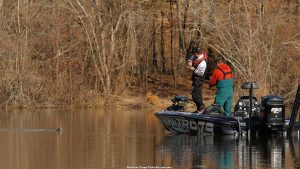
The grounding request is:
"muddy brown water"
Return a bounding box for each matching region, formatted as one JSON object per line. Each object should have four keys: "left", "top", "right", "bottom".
{"left": 0, "top": 108, "right": 299, "bottom": 169}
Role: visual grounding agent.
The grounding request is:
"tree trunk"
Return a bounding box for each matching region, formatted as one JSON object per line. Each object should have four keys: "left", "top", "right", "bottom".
{"left": 170, "top": 1, "right": 176, "bottom": 88}
{"left": 160, "top": 11, "right": 166, "bottom": 73}
{"left": 138, "top": 34, "right": 142, "bottom": 80}
{"left": 294, "top": 0, "right": 300, "bottom": 15}
{"left": 183, "top": 0, "right": 190, "bottom": 30}
{"left": 145, "top": 42, "right": 149, "bottom": 92}
{"left": 176, "top": 0, "right": 185, "bottom": 51}
{"left": 208, "top": 0, "right": 216, "bottom": 26}
{"left": 183, "top": 0, "right": 189, "bottom": 40}
{"left": 152, "top": 14, "right": 158, "bottom": 72}
{"left": 54, "top": 1, "right": 60, "bottom": 90}
{"left": 0, "top": 0, "right": 3, "bottom": 18}
{"left": 16, "top": 0, "right": 21, "bottom": 74}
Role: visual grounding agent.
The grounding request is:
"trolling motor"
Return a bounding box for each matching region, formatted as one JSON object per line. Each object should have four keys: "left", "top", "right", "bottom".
{"left": 166, "top": 96, "right": 190, "bottom": 111}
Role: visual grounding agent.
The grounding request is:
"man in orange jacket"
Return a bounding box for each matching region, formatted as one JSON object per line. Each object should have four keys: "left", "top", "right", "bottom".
{"left": 209, "top": 57, "right": 234, "bottom": 117}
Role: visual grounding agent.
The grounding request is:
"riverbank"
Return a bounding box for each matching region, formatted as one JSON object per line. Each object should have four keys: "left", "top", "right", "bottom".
{"left": 118, "top": 74, "right": 217, "bottom": 112}
{"left": 0, "top": 74, "right": 217, "bottom": 111}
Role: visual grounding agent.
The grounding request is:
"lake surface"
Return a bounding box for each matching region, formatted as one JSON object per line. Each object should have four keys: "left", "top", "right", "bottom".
{"left": 0, "top": 108, "right": 299, "bottom": 169}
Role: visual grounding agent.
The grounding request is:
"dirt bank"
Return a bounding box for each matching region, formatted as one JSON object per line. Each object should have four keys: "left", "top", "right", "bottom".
{"left": 118, "top": 74, "right": 217, "bottom": 111}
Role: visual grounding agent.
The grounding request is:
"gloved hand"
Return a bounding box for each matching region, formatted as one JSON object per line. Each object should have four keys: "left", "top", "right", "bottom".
{"left": 189, "top": 67, "right": 195, "bottom": 71}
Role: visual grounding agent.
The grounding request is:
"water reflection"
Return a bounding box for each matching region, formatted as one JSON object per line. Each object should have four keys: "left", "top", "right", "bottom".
{"left": 158, "top": 133, "right": 300, "bottom": 169}
{"left": 158, "top": 134, "right": 236, "bottom": 168}
{"left": 0, "top": 108, "right": 166, "bottom": 169}
{"left": 0, "top": 109, "right": 299, "bottom": 169}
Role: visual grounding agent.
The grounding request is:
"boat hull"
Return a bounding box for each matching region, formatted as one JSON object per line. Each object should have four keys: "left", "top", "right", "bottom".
{"left": 155, "top": 110, "right": 246, "bottom": 135}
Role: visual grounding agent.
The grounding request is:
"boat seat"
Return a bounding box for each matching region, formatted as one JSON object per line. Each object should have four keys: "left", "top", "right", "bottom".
{"left": 204, "top": 104, "right": 224, "bottom": 115}
{"left": 241, "top": 82, "right": 259, "bottom": 89}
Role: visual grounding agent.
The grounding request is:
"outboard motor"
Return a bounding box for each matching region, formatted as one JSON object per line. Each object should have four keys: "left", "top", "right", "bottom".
{"left": 260, "top": 95, "right": 285, "bottom": 131}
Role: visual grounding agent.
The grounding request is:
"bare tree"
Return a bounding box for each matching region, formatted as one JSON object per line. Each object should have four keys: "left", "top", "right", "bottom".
{"left": 170, "top": 0, "right": 176, "bottom": 87}
{"left": 176, "top": 0, "right": 185, "bottom": 51}
{"left": 0, "top": 0, "right": 299, "bottom": 107}
{"left": 197, "top": 0, "right": 300, "bottom": 99}
{"left": 152, "top": 14, "right": 158, "bottom": 72}
{"left": 160, "top": 11, "right": 166, "bottom": 73}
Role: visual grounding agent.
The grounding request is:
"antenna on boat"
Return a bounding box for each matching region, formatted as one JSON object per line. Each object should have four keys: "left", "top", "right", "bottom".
{"left": 287, "top": 84, "right": 300, "bottom": 136}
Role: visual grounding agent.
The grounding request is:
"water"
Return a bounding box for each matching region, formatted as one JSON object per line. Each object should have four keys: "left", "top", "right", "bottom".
{"left": 0, "top": 108, "right": 299, "bottom": 169}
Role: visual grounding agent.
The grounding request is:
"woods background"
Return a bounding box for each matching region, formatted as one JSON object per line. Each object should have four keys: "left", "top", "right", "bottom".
{"left": 0, "top": 0, "right": 299, "bottom": 107}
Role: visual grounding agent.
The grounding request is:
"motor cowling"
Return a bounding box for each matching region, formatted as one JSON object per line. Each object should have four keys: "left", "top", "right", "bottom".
{"left": 260, "top": 95, "right": 285, "bottom": 130}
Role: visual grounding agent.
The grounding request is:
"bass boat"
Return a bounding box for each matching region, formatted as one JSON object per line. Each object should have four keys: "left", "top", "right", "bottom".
{"left": 155, "top": 82, "right": 300, "bottom": 136}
